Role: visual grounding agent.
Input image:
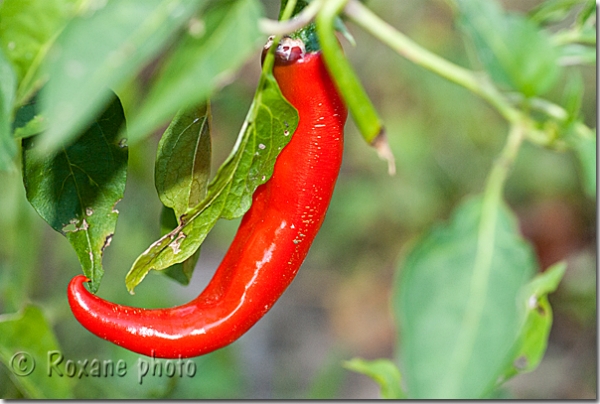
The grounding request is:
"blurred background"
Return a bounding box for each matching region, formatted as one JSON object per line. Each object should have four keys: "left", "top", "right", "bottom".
{"left": 0, "top": 0, "right": 595, "bottom": 399}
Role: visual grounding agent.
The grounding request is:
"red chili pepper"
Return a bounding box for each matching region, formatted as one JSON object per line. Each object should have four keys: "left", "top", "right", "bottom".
{"left": 67, "top": 37, "right": 347, "bottom": 358}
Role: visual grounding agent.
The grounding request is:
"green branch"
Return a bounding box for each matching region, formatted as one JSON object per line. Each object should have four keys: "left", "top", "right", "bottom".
{"left": 316, "top": 0, "right": 396, "bottom": 174}
{"left": 316, "top": 0, "right": 384, "bottom": 143}
{"left": 343, "top": 0, "right": 596, "bottom": 150}
{"left": 343, "top": 0, "right": 521, "bottom": 125}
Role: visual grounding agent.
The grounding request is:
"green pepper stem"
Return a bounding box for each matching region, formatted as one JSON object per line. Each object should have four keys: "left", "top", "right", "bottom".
{"left": 316, "top": 0, "right": 395, "bottom": 173}
{"left": 316, "top": 0, "right": 384, "bottom": 144}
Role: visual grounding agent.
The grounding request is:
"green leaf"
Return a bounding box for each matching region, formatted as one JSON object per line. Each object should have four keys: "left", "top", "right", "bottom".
{"left": 558, "top": 73, "right": 595, "bottom": 197}
{"left": 156, "top": 103, "right": 211, "bottom": 218}
{"left": 0, "top": 46, "right": 17, "bottom": 171}
{"left": 22, "top": 95, "right": 127, "bottom": 292}
{"left": 456, "top": 0, "right": 561, "bottom": 97}
{"left": 125, "top": 71, "right": 298, "bottom": 293}
{"left": 0, "top": 169, "right": 42, "bottom": 313}
{"left": 38, "top": 0, "right": 206, "bottom": 155}
{"left": 501, "top": 262, "right": 566, "bottom": 381}
{"left": 559, "top": 43, "right": 596, "bottom": 66}
{"left": 154, "top": 105, "right": 210, "bottom": 285}
{"left": 572, "top": 130, "right": 596, "bottom": 197}
{"left": 561, "top": 71, "right": 584, "bottom": 120}
{"left": 575, "top": 0, "right": 597, "bottom": 29}
{"left": 344, "top": 358, "right": 405, "bottom": 399}
{"left": 529, "top": 0, "right": 586, "bottom": 25}
{"left": 334, "top": 16, "right": 356, "bottom": 47}
{"left": 158, "top": 205, "right": 200, "bottom": 285}
{"left": 12, "top": 93, "right": 47, "bottom": 139}
{"left": 0, "top": 305, "right": 74, "bottom": 399}
{"left": 127, "top": 0, "right": 264, "bottom": 143}
{"left": 396, "top": 196, "right": 536, "bottom": 399}
{"left": 0, "top": 0, "right": 80, "bottom": 105}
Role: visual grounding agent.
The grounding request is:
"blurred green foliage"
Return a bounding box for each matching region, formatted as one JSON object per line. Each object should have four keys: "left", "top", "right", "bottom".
{"left": 0, "top": 0, "right": 596, "bottom": 399}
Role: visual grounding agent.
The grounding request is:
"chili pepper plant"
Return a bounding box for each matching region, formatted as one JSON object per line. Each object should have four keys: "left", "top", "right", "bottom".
{"left": 0, "top": 0, "right": 596, "bottom": 399}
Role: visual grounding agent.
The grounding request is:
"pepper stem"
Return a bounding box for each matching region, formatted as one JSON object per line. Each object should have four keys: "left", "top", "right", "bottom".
{"left": 278, "top": 0, "right": 320, "bottom": 52}
{"left": 316, "top": 0, "right": 395, "bottom": 174}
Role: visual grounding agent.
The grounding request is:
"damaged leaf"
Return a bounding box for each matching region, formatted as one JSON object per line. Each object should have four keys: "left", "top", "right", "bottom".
{"left": 125, "top": 70, "right": 298, "bottom": 294}
{"left": 22, "top": 95, "right": 127, "bottom": 292}
{"left": 154, "top": 103, "right": 211, "bottom": 285}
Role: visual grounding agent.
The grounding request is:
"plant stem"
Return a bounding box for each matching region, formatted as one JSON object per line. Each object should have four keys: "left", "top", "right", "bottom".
{"left": 316, "top": 0, "right": 396, "bottom": 174}
{"left": 510, "top": 94, "right": 596, "bottom": 142}
{"left": 259, "top": 0, "right": 322, "bottom": 36}
{"left": 316, "top": 0, "right": 384, "bottom": 144}
{"left": 343, "top": 0, "right": 521, "bottom": 124}
{"left": 483, "top": 122, "right": 526, "bottom": 209}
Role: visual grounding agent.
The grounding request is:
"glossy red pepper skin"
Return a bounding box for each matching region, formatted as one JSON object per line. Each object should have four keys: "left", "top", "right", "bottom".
{"left": 67, "top": 42, "right": 347, "bottom": 358}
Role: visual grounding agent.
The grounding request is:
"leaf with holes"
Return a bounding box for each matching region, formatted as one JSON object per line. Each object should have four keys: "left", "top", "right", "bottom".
{"left": 158, "top": 205, "right": 200, "bottom": 285}
{"left": 155, "top": 104, "right": 211, "bottom": 284}
{"left": 125, "top": 71, "right": 298, "bottom": 293}
{"left": 22, "top": 95, "right": 127, "bottom": 292}
{"left": 500, "top": 262, "right": 566, "bottom": 382}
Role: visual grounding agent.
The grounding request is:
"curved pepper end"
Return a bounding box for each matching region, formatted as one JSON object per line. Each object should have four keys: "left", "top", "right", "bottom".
{"left": 69, "top": 274, "right": 90, "bottom": 288}
{"left": 67, "top": 275, "right": 92, "bottom": 307}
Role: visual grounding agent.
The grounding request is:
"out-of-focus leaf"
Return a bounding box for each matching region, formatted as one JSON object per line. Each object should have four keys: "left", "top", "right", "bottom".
{"left": 572, "top": 130, "right": 596, "bottom": 197}
{"left": 334, "top": 16, "right": 356, "bottom": 47}
{"left": 12, "top": 94, "right": 47, "bottom": 139}
{"left": 0, "top": 0, "right": 80, "bottom": 105}
{"left": 306, "top": 353, "right": 347, "bottom": 399}
{"left": 557, "top": 73, "right": 595, "bottom": 197}
{"left": 38, "top": 0, "right": 206, "bottom": 154}
{"left": 0, "top": 305, "right": 74, "bottom": 399}
{"left": 0, "top": 47, "right": 17, "bottom": 171}
{"left": 456, "top": 0, "right": 561, "bottom": 97}
{"left": 529, "top": 0, "right": 586, "bottom": 25}
{"left": 396, "top": 196, "right": 536, "bottom": 399}
{"left": 501, "top": 262, "right": 566, "bottom": 381}
{"left": 125, "top": 70, "right": 298, "bottom": 293}
{"left": 127, "top": 0, "right": 264, "bottom": 143}
{"left": 562, "top": 71, "right": 584, "bottom": 119}
{"left": 12, "top": 115, "right": 46, "bottom": 139}
{"left": 0, "top": 170, "right": 42, "bottom": 314}
{"left": 559, "top": 43, "right": 596, "bottom": 65}
{"left": 575, "top": 0, "right": 596, "bottom": 28}
{"left": 344, "top": 358, "right": 405, "bottom": 399}
{"left": 22, "top": 96, "right": 127, "bottom": 292}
